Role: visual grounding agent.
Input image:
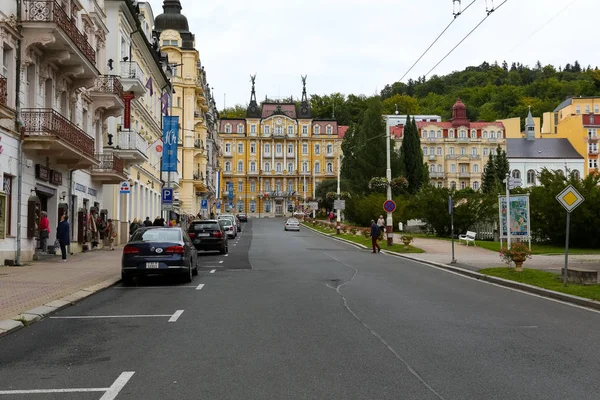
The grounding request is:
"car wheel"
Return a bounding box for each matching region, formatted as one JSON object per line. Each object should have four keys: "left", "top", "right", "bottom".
{"left": 192, "top": 258, "right": 199, "bottom": 276}
{"left": 183, "top": 265, "right": 193, "bottom": 283}
{"left": 220, "top": 245, "right": 226, "bottom": 254}
{"left": 122, "top": 273, "right": 134, "bottom": 286}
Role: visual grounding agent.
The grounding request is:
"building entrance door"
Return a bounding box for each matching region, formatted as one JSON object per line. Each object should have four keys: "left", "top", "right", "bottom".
{"left": 275, "top": 200, "right": 283, "bottom": 216}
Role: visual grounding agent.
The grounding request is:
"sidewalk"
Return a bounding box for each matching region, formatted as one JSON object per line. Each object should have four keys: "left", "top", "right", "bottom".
{"left": 395, "top": 234, "right": 600, "bottom": 274}
{"left": 0, "top": 248, "right": 122, "bottom": 322}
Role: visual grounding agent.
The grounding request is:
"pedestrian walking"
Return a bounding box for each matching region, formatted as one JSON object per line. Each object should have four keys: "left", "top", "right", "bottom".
{"left": 377, "top": 215, "right": 385, "bottom": 234}
{"left": 106, "top": 219, "right": 117, "bottom": 250}
{"left": 129, "top": 218, "right": 140, "bottom": 239}
{"left": 153, "top": 216, "right": 162, "bottom": 226}
{"left": 370, "top": 219, "right": 381, "bottom": 254}
{"left": 39, "top": 211, "right": 50, "bottom": 253}
{"left": 143, "top": 217, "right": 152, "bottom": 227}
{"left": 56, "top": 215, "right": 70, "bottom": 262}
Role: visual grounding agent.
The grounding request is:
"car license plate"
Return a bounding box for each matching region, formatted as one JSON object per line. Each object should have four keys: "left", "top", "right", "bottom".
{"left": 197, "top": 233, "right": 210, "bottom": 237}
{"left": 146, "top": 262, "right": 159, "bottom": 269}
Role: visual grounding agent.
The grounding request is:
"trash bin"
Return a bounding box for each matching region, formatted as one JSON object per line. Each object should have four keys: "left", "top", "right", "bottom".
{"left": 398, "top": 222, "right": 403, "bottom": 231}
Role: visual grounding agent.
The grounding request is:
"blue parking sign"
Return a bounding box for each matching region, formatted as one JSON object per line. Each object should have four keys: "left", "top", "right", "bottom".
{"left": 201, "top": 199, "right": 208, "bottom": 210}
{"left": 162, "top": 188, "right": 173, "bottom": 204}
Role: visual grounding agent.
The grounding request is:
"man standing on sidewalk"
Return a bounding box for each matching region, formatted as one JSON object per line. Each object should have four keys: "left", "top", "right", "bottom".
{"left": 56, "top": 215, "right": 70, "bottom": 262}
{"left": 370, "top": 220, "right": 381, "bottom": 253}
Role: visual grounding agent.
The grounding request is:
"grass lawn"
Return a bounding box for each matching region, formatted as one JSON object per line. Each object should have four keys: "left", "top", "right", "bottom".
{"left": 301, "top": 223, "right": 424, "bottom": 254}
{"left": 479, "top": 267, "right": 600, "bottom": 302}
{"left": 474, "top": 241, "right": 600, "bottom": 255}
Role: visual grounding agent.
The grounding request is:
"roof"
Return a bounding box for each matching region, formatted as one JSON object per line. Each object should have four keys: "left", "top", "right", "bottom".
{"left": 554, "top": 98, "right": 573, "bottom": 112}
{"left": 338, "top": 126, "right": 349, "bottom": 138}
{"left": 261, "top": 103, "right": 296, "bottom": 119}
{"left": 506, "top": 138, "right": 583, "bottom": 159}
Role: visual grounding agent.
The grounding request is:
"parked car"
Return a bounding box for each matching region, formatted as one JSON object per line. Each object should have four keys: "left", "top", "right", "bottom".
{"left": 121, "top": 227, "right": 198, "bottom": 285}
{"left": 218, "top": 219, "right": 237, "bottom": 239}
{"left": 218, "top": 215, "right": 239, "bottom": 234}
{"left": 284, "top": 218, "right": 300, "bottom": 231}
{"left": 188, "top": 220, "right": 228, "bottom": 254}
{"left": 237, "top": 213, "right": 248, "bottom": 222}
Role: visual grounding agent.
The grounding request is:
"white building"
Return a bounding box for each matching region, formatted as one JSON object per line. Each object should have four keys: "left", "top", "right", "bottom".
{"left": 507, "top": 110, "right": 584, "bottom": 187}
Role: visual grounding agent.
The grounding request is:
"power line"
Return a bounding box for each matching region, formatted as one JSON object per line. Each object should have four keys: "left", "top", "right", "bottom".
{"left": 509, "top": 0, "right": 579, "bottom": 53}
{"left": 398, "top": 0, "right": 478, "bottom": 83}
{"left": 424, "top": 0, "right": 510, "bottom": 78}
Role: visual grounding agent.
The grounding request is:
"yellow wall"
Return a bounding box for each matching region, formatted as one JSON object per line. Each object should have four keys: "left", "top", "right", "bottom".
{"left": 498, "top": 117, "right": 541, "bottom": 139}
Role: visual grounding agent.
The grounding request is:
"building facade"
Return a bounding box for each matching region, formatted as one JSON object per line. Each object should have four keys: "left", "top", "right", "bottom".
{"left": 218, "top": 77, "right": 344, "bottom": 217}
{"left": 391, "top": 99, "right": 506, "bottom": 190}
{"left": 154, "top": 0, "right": 214, "bottom": 218}
{"left": 540, "top": 96, "right": 600, "bottom": 176}
{"left": 103, "top": 0, "right": 170, "bottom": 242}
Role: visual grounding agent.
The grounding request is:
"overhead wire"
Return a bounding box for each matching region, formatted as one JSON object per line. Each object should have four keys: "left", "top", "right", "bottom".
{"left": 398, "top": 0, "right": 478, "bottom": 83}
{"left": 424, "top": 0, "right": 510, "bottom": 78}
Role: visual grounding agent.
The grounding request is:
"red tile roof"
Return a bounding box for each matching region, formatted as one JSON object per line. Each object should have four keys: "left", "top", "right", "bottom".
{"left": 261, "top": 103, "right": 296, "bottom": 119}
{"left": 338, "top": 126, "right": 349, "bottom": 138}
{"left": 392, "top": 121, "right": 505, "bottom": 139}
{"left": 219, "top": 119, "right": 245, "bottom": 133}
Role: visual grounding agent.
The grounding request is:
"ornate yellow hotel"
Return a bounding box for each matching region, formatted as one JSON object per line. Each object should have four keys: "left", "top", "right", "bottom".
{"left": 391, "top": 99, "right": 506, "bottom": 190}
{"left": 218, "top": 77, "right": 346, "bottom": 217}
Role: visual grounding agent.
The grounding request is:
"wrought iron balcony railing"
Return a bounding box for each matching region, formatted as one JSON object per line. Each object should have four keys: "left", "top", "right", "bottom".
{"left": 92, "top": 153, "right": 124, "bottom": 174}
{"left": 117, "top": 130, "right": 147, "bottom": 153}
{"left": 0, "top": 75, "right": 7, "bottom": 107}
{"left": 93, "top": 75, "right": 123, "bottom": 98}
{"left": 21, "top": 108, "right": 95, "bottom": 158}
{"left": 22, "top": 0, "right": 96, "bottom": 64}
{"left": 120, "top": 61, "right": 145, "bottom": 82}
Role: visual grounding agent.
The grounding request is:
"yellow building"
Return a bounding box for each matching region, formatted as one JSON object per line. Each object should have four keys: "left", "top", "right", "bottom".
{"left": 218, "top": 77, "right": 345, "bottom": 217}
{"left": 154, "top": 0, "right": 215, "bottom": 218}
{"left": 539, "top": 96, "right": 600, "bottom": 176}
{"left": 392, "top": 99, "right": 507, "bottom": 190}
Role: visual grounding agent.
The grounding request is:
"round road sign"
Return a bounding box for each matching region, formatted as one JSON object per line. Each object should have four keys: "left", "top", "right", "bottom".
{"left": 155, "top": 144, "right": 163, "bottom": 153}
{"left": 383, "top": 200, "right": 396, "bottom": 213}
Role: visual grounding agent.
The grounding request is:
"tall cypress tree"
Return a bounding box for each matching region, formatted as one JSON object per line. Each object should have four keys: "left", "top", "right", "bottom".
{"left": 481, "top": 153, "right": 497, "bottom": 194}
{"left": 494, "top": 144, "right": 510, "bottom": 183}
{"left": 401, "top": 116, "right": 425, "bottom": 194}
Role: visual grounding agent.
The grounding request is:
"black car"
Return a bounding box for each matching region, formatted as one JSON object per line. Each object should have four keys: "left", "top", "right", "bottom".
{"left": 237, "top": 213, "right": 248, "bottom": 222}
{"left": 188, "top": 220, "right": 228, "bottom": 254}
{"left": 121, "top": 227, "right": 198, "bottom": 285}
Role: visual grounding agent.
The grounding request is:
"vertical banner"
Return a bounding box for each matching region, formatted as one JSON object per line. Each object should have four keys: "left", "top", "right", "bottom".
{"left": 161, "top": 116, "right": 179, "bottom": 172}
{"left": 122, "top": 93, "right": 135, "bottom": 129}
{"left": 498, "top": 194, "right": 530, "bottom": 238}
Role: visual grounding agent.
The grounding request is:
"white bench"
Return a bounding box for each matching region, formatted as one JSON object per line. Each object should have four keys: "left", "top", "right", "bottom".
{"left": 458, "top": 231, "right": 477, "bottom": 246}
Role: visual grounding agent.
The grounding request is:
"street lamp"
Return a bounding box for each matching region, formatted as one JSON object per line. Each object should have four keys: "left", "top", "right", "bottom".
{"left": 336, "top": 153, "right": 342, "bottom": 234}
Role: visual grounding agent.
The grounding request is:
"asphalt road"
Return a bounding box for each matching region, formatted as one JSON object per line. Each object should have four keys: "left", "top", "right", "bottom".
{"left": 0, "top": 218, "right": 599, "bottom": 399}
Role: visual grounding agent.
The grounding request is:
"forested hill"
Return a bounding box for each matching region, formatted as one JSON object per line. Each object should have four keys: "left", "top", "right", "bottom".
{"left": 220, "top": 61, "right": 600, "bottom": 126}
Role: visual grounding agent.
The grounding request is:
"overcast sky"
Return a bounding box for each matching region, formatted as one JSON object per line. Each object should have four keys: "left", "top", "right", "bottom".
{"left": 146, "top": 0, "right": 596, "bottom": 109}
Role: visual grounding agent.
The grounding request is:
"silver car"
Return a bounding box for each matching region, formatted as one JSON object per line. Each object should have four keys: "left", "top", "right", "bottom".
{"left": 284, "top": 218, "right": 300, "bottom": 231}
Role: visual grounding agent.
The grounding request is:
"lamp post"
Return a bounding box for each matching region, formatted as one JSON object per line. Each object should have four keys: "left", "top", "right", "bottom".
{"left": 384, "top": 114, "right": 395, "bottom": 247}
{"left": 164, "top": 63, "right": 184, "bottom": 222}
{"left": 336, "top": 154, "right": 342, "bottom": 234}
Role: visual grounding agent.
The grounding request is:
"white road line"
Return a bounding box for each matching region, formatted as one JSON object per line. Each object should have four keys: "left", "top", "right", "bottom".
{"left": 219, "top": 260, "right": 223, "bottom": 264}
{"left": 224, "top": 254, "right": 229, "bottom": 257}
{"left": 99, "top": 372, "right": 135, "bottom": 400}
{"left": 51, "top": 314, "right": 173, "bottom": 319}
{"left": 114, "top": 286, "right": 197, "bottom": 289}
{"left": 168, "top": 310, "right": 185, "bottom": 322}
{"left": 196, "top": 283, "right": 205, "bottom": 290}
{"left": 210, "top": 269, "right": 216, "bottom": 274}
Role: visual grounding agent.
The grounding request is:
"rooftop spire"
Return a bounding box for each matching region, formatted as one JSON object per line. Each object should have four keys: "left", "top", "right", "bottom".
{"left": 525, "top": 105, "right": 535, "bottom": 141}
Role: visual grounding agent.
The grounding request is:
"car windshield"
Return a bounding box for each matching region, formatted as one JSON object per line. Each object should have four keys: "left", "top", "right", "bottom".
{"left": 131, "top": 228, "right": 182, "bottom": 242}
{"left": 191, "top": 222, "right": 219, "bottom": 231}
{"left": 218, "top": 220, "right": 231, "bottom": 227}
{"left": 219, "top": 217, "right": 234, "bottom": 223}
{"left": 287, "top": 219, "right": 298, "bottom": 223}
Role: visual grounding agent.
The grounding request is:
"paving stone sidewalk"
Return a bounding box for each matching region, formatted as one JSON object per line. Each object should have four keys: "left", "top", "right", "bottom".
{"left": 395, "top": 234, "right": 600, "bottom": 275}
{"left": 0, "top": 248, "right": 122, "bottom": 321}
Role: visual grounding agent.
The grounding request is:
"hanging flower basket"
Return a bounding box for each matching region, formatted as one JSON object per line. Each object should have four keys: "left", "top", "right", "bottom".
{"left": 326, "top": 192, "right": 336, "bottom": 200}
{"left": 369, "top": 177, "right": 389, "bottom": 190}
{"left": 340, "top": 191, "right": 351, "bottom": 200}
{"left": 499, "top": 241, "right": 532, "bottom": 272}
{"left": 390, "top": 177, "right": 409, "bottom": 190}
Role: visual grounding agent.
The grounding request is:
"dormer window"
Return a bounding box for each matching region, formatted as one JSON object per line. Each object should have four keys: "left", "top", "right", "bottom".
{"left": 471, "top": 130, "right": 477, "bottom": 138}
{"left": 225, "top": 124, "right": 232, "bottom": 133}
{"left": 237, "top": 124, "right": 244, "bottom": 134}
{"left": 314, "top": 125, "right": 320, "bottom": 135}
{"left": 326, "top": 125, "right": 332, "bottom": 135}
{"left": 449, "top": 129, "right": 455, "bottom": 138}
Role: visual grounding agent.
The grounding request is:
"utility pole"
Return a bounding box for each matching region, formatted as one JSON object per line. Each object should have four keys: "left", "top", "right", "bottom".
{"left": 336, "top": 154, "right": 341, "bottom": 234}
{"left": 505, "top": 172, "right": 511, "bottom": 249}
{"left": 384, "top": 115, "right": 394, "bottom": 247}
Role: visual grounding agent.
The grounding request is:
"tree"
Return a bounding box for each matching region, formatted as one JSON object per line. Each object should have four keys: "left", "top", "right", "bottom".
{"left": 401, "top": 116, "right": 426, "bottom": 194}
{"left": 219, "top": 104, "right": 247, "bottom": 118}
{"left": 481, "top": 153, "right": 497, "bottom": 194}
{"left": 315, "top": 179, "right": 348, "bottom": 211}
{"left": 494, "top": 145, "right": 510, "bottom": 184}
{"left": 382, "top": 94, "right": 420, "bottom": 115}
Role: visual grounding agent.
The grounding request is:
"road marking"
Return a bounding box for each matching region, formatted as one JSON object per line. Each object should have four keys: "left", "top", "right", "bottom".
{"left": 0, "top": 371, "right": 135, "bottom": 397}
{"left": 196, "top": 283, "right": 205, "bottom": 290}
{"left": 224, "top": 254, "right": 229, "bottom": 257}
{"left": 114, "top": 286, "right": 197, "bottom": 289}
{"left": 210, "top": 269, "right": 216, "bottom": 274}
{"left": 219, "top": 260, "right": 223, "bottom": 264}
{"left": 168, "top": 310, "right": 185, "bottom": 322}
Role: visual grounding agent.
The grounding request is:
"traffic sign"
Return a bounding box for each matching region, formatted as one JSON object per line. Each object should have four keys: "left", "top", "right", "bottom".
{"left": 383, "top": 200, "right": 396, "bottom": 213}
{"left": 119, "top": 181, "right": 131, "bottom": 194}
{"left": 201, "top": 199, "right": 208, "bottom": 210}
{"left": 162, "top": 188, "right": 173, "bottom": 204}
{"left": 556, "top": 185, "right": 584, "bottom": 213}
{"left": 508, "top": 177, "right": 522, "bottom": 189}
{"left": 333, "top": 199, "right": 346, "bottom": 210}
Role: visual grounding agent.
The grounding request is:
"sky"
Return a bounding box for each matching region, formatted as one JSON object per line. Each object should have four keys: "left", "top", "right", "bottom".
{"left": 146, "top": 0, "right": 597, "bottom": 109}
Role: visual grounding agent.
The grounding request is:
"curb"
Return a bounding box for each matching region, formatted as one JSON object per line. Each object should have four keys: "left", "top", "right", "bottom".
{"left": 0, "top": 275, "right": 121, "bottom": 338}
{"left": 303, "top": 224, "right": 600, "bottom": 312}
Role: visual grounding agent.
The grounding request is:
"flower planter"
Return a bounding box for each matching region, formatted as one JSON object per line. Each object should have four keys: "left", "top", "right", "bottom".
{"left": 512, "top": 256, "right": 526, "bottom": 272}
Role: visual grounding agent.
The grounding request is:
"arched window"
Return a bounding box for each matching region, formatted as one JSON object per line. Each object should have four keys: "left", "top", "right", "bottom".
{"left": 225, "top": 124, "right": 231, "bottom": 133}
{"left": 287, "top": 144, "right": 294, "bottom": 154}
{"left": 237, "top": 124, "right": 244, "bottom": 134}
{"left": 429, "top": 164, "right": 435, "bottom": 173}
{"left": 326, "top": 144, "right": 333, "bottom": 154}
{"left": 483, "top": 130, "right": 488, "bottom": 139}
{"left": 237, "top": 161, "right": 243, "bottom": 172}
{"left": 326, "top": 125, "right": 332, "bottom": 135}
{"left": 225, "top": 162, "right": 231, "bottom": 172}
{"left": 430, "top": 130, "right": 435, "bottom": 138}
{"left": 264, "top": 162, "right": 270, "bottom": 171}
{"left": 250, "top": 162, "right": 256, "bottom": 172}
{"left": 225, "top": 143, "right": 231, "bottom": 153}
{"left": 250, "top": 142, "right": 256, "bottom": 153}
{"left": 473, "top": 181, "right": 479, "bottom": 190}
{"left": 473, "top": 164, "right": 479, "bottom": 173}
{"left": 460, "top": 147, "right": 466, "bottom": 155}
{"left": 471, "top": 130, "right": 477, "bottom": 138}
{"left": 422, "top": 130, "right": 428, "bottom": 138}
{"left": 326, "top": 162, "right": 333, "bottom": 172}
{"left": 490, "top": 131, "right": 496, "bottom": 139}
{"left": 572, "top": 169, "right": 580, "bottom": 180}
{"left": 276, "top": 163, "right": 282, "bottom": 172}
{"left": 287, "top": 162, "right": 293, "bottom": 172}
{"left": 264, "top": 143, "right": 271, "bottom": 153}
{"left": 276, "top": 143, "right": 282, "bottom": 154}
{"left": 423, "top": 147, "right": 428, "bottom": 155}
{"left": 314, "top": 144, "right": 320, "bottom": 154}
{"left": 450, "top": 181, "right": 456, "bottom": 189}
{"left": 449, "top": 129, "right": 455, "bottom": 138}
{"left": 450, "top": 164, "right": 456, "bottom": 173}
{"left": 512, "top": 170, "right": 521, "bottom": 179}
{"left": 437, "top": 130, "right": 442, "bottom": 138}
{"left": 527, "top": 169, "right": 536, "bottom": 184}
{"left": 437, "top": 164, "right": 443, "bottom": 173}
{"left": 315, "top": 162, "right": 321, "bottom": 173}
{"left": 302, "top": 161, "right": 308, "bottom": 172}
{"left": 483, "top": 148, "right": 489, "bottom": 156}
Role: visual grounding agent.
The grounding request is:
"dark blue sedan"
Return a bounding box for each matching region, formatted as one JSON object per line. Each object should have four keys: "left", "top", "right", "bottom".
{"left": 121, "top": 227, "right": 198, "bottom": 285}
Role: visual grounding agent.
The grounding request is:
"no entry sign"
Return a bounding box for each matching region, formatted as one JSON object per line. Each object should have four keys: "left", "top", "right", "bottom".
{"left": 383, "top": 200, "right": 396, "bottom": 213}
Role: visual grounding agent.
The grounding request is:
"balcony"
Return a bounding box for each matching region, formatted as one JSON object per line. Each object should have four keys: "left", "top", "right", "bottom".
{"left": 161, "top": 171, "right": 180, "bottom": 189}
{"left": 263, "top": 152, "right": 271, "bottom": 158}
{"left": 459, "top": 172, "right": 470, "bottom": 178}
{"left": 21, "top": 108, "right": 98, "bottom": 168}
{"left": 426, "top": 137, "right": 437, "bottom": 142}
{"left": 248, "top": 170, "right": 259, "bottom": 175}
{"left": 457, "top": 137, "right": 469, "bottom": 142}
{"left": 91, "top": 153, "right": 127, "bottom": 184}
{"left": 222, "top": 170, "right": 233, "bottom": 177}
{"left": 22, "top": 0, "right": 97, "bottom": 81}
{"left": 108, "top": 129, "right": 148, "bottom": 165}
{"left": 287, "top": 153, "right": 295, "bottom": 159}
{"left": 428, "top": 155, "right": 437, "bottom": 161}
{"left": 325, "top": 153, "right": 335, "bottom": 158}
{"left": 589, "top": 150, "right": 599, "bottom": 156}
{"left": 90, "top": 75, "right": 124, "bottom": 118}
{"left": 0, "top": 75, "right": 15, "bottom": 119}
{"left": 429, "top": 172, "right": 445, "bottom": 179}
{"left": 587, "top": 135, "right": 599, "bottom": 142}
{"left": 192, "top": 174, "right": 207, "bottom": 191}
{"left": 469, "top": 154, "right": 481, "bottom": 160}
{"left": 223, "top": 152, "right": 233, "bottom": 158}
{"left": 445, "top": 154, "right": 458, "bottom": 160}
{"left": 119, "top": 61, "right": 146, "bottom": 96}
{"left": 274, "top": 153, "right": 284, "bottom": 158}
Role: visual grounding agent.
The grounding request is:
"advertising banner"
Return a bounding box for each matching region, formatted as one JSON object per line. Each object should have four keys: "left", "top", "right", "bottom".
{"left": 499, "top": 194, "right": 531, "bottom": 238}
{"left": 161, "top": 116, "right": 179, "bottom": 172}
{"left": 122, "top": 93, "right": 135, "bottom": 129}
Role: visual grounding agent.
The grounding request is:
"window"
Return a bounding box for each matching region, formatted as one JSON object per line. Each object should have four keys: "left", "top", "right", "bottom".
{"left": 422, "top": 130, "right": 428, "bottom": 138}
{"left": 460, "top": 165, "right": 467, "bottom": 173}
{"left": 237, "top": 161, "right": 243, "bottom": 172}
{"left": 250, "top": 162, "right": 256, "bottom": 172}
{"left": 437, "top": 181, "right": 443, "bottom": 188}
{"left": 250, "top": 143, "right": 256, "bottom": 154}
{"left": 302, "top": 161, "right": 308, "bottom": 172}
{"left": 429, "top": 164, "right": 435, "bottom": 173}
{"left": 225, "top": 143, "right": 231, "bottom": 153}
{"left": 225, "top": 124, "right": 231, "bottom": 134}
{"left": 250, "top": 200, "right": 256, "bottom": 212}
{"left": 288, "top": 125, "right": 294, "bottom": 135}
{"left": 237, "top": 124, "right": 244, "bottom": 134}
{"left": 326, "top": 126, "right": 332, "bottom": 135}
{"left": 238, "top": 143, "right": 243, "bottom": 153}
{"left": 314, "top": 144, "right": 320, "bottom": 155}
{"left": 473, "top": 181, "right": 479, "bottom": 190}
{"left": 264, "top": 162, "right": 270, "bottom": 171}
{"left": 471, "top": 130, "right": 477, "bottom": 138}
{"left": 450, "top": 181, "right": 456, "bottom": 189}
{"left": 527, "top": 169, "right": 536, "bottom": 185}
{"left": 450, "top": 164, "right": 456, "bottom": 172}
{"left": 437, "top": 147, "right": 442, "bottom": 156}
{"left": 274, "top": 126, "right": 283, "bottom": 135}
{"left": 327, "top": 163, "right": 333, "bottom": 173}
{"left": 326, "top": 144, "right": 333, "bottom": 154}
{"left": 250, "top": 181, "right": 256, "bottom": 192}
{"left": 276, "top": 163, "right": 282, "bottom": 172}
{"left": 459, "top": 130, "right": 466, "bottom": 139}
{"left": 276, "top": 144, "right": 282, "bottom": 154}
{"left": 595, "top": 105, "right": 599, "bottom": 113}
{"left": 3, "top": 175, "right": 12, "bottom": 236}
{"left": 315, "top": 162, "right": 321, "bottom": 173}
{"left": 225, "top": 162, "right": 231, "bottom": 172}
{"left": 437, "top": 164, "right": 442, "bottom": 173}
{"left": 483, "top": 148, "right": 489, "bottom": 156}
{"left": 449, "top": 147, "right": 454, "bottom": 155}
{"left": 473, "top": 164, "right": 479, "bottom": 173}
{"left": 264, "top": 143, "right": 271, "bottom": 154}
{"left": 429, "top": 147, "right": 434, "bottom": 155}
{"left": 483, "top": 130, "right": 488, "bottom": 139}
{"left": 430, "top": 130, "right": 435, "bottom": 138}
{"left": 460, "top": 182, "right": 466, "bottom": 189}
{"left": 287, "top": 163, "right": 293, "bottom": 173}
{"left": 586, "top": 105, "right": 590, "bottom": 113}
{"left": 490, "top": 131, "right": 496, "bottom": 139}
{"left": 265, "top": 181, "right": 271, "bottom": 191}
{"left": 460, "top": 147, "right": 466, "bottom": 155}
{"left": 572, "top": 169, "right": 580, "bottom": 180}
{"left": 314, "top": 126, "right": 320, "bottom": 135}
{"left": 302, "top": 143, "right": 308, "bottom": 154}
{"left": 302, "top": 125, "right": 308, "bottom": 135}
{"left": 437, "top": 130, "right": 442, "bottom": 138}
{"left": 288, "top": 144, "right": 294, "bottom": 154}
{"left": 264, "top": 202, "right": 271, "bottom": 213}
{"left": 449, "top": 129, "right": 455, "bottom": 138}
{"left": 422, "top": 147, "right": 428, "bottom": 155}
{"left": 512, "top": 170, "right": 521, "bottom": 179}
{"left": 576, "top": 105, "right": 581, "bottom": 114}
{"left": 589, "top": 159, "right": 597, "bottom": 169}
{"left": 490, "top": 148, "right": 496, "bottom": 155}
{"left": 250, "top": 124, "right": 256, "bottom": 134}
{"left": 238, "top": 181, "right": 243, "bottom": 192}
{"left": 288, "top": 181, "right": 294, "bottom": 193}
{"left": 264, "top": 125, "right": 270, "bottom": 135}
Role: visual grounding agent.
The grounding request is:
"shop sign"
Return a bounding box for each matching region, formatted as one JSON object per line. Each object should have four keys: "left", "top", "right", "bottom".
{"left": 50, "top": 170, "right": 62, "bottom": 186}
{"left": 123, "top": 93, "right": 135, "bottom": 129}
{"left": 88, "top": 188, "right": 97, "bottom": 197}
{"left": 75, "top": 183, "right": 86, "bottom": 193}
{"left": 35, "top": 165, "right": 50, "bottom": 181}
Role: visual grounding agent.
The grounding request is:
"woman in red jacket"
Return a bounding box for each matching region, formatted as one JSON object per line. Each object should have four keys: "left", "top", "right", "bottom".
{"left": 39, "top": 211, "right": 50, "bottom": 253}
